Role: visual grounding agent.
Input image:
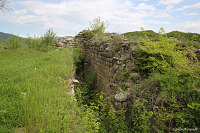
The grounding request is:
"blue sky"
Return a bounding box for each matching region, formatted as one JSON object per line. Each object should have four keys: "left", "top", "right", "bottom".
{"left": 0, "top": 0, "right": 199, "bottom": 37}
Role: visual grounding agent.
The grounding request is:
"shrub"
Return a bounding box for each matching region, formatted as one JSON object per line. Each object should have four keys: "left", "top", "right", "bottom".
{"left": 138, "top": 28, "right": 194, "bottom": 75}
{"left": 83, "top": 17, "right": 109, "bottom": 39}
{"left": 131, "top": 28, "right": 200, "bottom": 132}
{"left": 26, "top": 29, "right": 56, "bottom": 51}
{"left": 0, "top": 40, "right": 5, "bottom": 49}
{"left": 41, "top": 29, "right": 56, "bottom": 50}
{"left": 5, "top": 36, "right": 23, "bottom": 49}
{"left": 89, "top": 17, "right": 109, "bottom": 35}
{"left": 26, "top": 36, "right": 41, "bottom": 50}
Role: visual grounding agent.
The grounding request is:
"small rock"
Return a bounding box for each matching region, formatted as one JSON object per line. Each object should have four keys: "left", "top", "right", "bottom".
{"left": 114, "top": 92, "right": 128, "bottom": 102}
{"left": 130, "top": 73, "right": 140, "bottom": 77}
{"left": 113, "top": 57, "right": 119, "bottom": 60}
{"left": 72, "top": 79, "right": 79, "bottom": 83}
{"left": 116, "top": 60, "right": 122, "bottom": 65}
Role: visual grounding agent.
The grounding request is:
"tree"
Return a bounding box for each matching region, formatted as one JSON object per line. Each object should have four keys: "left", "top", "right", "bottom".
{"left": 0, "top": 0, "right": 8, "bottom": 11}
{"left": 89, "top": 17, "right": 109, "bottom": 35}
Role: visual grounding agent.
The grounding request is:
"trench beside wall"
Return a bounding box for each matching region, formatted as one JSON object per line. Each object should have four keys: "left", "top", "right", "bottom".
{"left": 75, "top": 31, "right": 141, "bottom": 109}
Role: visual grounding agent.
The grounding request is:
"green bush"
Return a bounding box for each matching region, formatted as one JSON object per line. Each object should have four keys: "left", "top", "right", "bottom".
{"left": 83, "top": 17, "right": 109, "bottom": 39}
{"left": 76, "top": 84, "right": 129, "bottom": 133}
{"left": 0, "top": 41, "right": 5, "bottom": 49}
{"left": 130, "top": 28, "right": 200, "bottom": 132}
{"left": 166, "top": 31, "right": 200, "bottom": 48}
{"left": 5, "top": 36, "right": 23, "bottom": 49}
{"left": 41, "top": 29, "right": 56, "bottom": 50}
{"left": 26, "top": 36, "right": 42, "bottom": 50}
{"left": 89, "top": 17, "right": 109, "bottom": 35}
{"left": 26, "top": 29, "right": 56, "bottom": 51}
{"left": 137, "top": 28, "right": 194, "bottom": 75}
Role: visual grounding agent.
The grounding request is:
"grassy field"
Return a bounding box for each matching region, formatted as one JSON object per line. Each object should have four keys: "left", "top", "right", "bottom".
{"left": 0, "top": 48, "right": 99, "bottom": 133}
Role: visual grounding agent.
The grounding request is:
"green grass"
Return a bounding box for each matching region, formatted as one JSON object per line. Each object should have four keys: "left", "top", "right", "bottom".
{"left": 124, "top": 30, "right": 200, "bottom": 48}
{"left": 0, "top": 48, "right": 99, "bottom": 132}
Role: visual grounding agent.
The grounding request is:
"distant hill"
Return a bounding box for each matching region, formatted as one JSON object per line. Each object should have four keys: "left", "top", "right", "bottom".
{"left": 0, "top": 32, "right": 27, "bottom": 42}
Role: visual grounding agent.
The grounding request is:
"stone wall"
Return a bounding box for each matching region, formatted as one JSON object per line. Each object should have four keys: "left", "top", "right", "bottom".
{"left": 74, "top": 31, "right": 200, "bottom": 110}
{"left": 57, "top": 36, "right": 76, "bottom": 48}
{"left": 75, "top": 31, "right": 141, "bottom": 109}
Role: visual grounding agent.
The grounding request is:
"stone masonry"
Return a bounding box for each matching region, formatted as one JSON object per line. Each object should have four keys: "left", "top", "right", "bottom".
{"left": 75, "top": 31, "right": 141, "bottom": 109}
{"left": 57, "top": 36, "right": 76, "bottom": 48}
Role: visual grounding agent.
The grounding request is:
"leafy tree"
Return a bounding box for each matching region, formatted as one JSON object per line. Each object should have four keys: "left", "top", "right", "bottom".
{"left": 89, "top": 17, "right": 109, "bottom": 35}
{"left": 83, "top": 17, "right": 109, "bottom": 39}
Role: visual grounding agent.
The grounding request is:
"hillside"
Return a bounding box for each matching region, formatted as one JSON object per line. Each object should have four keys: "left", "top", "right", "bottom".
{"left": 0, "top": 32, "right": 27, "bottom": 42}
{"left": 124, "top": 30, "right": 200, "bottom": 48}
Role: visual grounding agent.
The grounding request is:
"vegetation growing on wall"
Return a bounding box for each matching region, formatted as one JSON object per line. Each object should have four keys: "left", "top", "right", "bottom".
{"left": 75, "top": 23, "right": 200, "bottom": 132}
{"left": 83, "top": 17, "right": 109, "bottom": 39}
{"left": 129, "top": 28, "right": 200, "bottom": 132}
{"left": 125, "top": 30, "right": 200, "bottom": 49}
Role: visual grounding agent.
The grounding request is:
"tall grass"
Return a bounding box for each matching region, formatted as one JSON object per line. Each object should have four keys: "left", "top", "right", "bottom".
{"left": 0, "top": 48, "right": 99, "bottom": 132}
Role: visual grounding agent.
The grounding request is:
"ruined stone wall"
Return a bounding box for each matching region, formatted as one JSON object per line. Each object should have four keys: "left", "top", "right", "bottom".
{"left": 57, "top": 36, "right": 76, "bottom": 48}
{"left": 75, "top": 31, "right": 141, "bottom": 109}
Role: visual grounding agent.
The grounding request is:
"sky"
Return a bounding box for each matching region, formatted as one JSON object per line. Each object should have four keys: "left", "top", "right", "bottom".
{"left": 0, "top": 0, "right": 200, "bottom": 37}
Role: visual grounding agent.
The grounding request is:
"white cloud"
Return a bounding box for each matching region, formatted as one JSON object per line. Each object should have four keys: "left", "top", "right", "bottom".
{"left": 153, "top": 10, "right": 171, "bottom": 18}
{"left": 185, "top": 12, "right": 198, "bottom": 16}
{"left": 145, "top": 20, "right": 171, "bottom": 25}
{"left": 0, "top": 0, "right": 199, "bottom": 36}
{"left": 173, "top": 3, "right": 200, "bottom": 11}
{"left": 159, "top": 0, "right": 184, "bottom": 5}
{"left": 135, "top": 3, "right": 155, "bottom": 11}
{"left": 0, "top": 0, "right": 158, "bottom": 36}
{"left": 158, "top": 0, "right": 184, "bottom": 11}
{"left": 172, "top": 21, "right": 200, "bottom": 33}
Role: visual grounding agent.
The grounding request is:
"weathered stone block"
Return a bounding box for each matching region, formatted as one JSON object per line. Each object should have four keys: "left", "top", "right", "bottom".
{"left": 114, "top": 92, "right": 128, "bottom": 102}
